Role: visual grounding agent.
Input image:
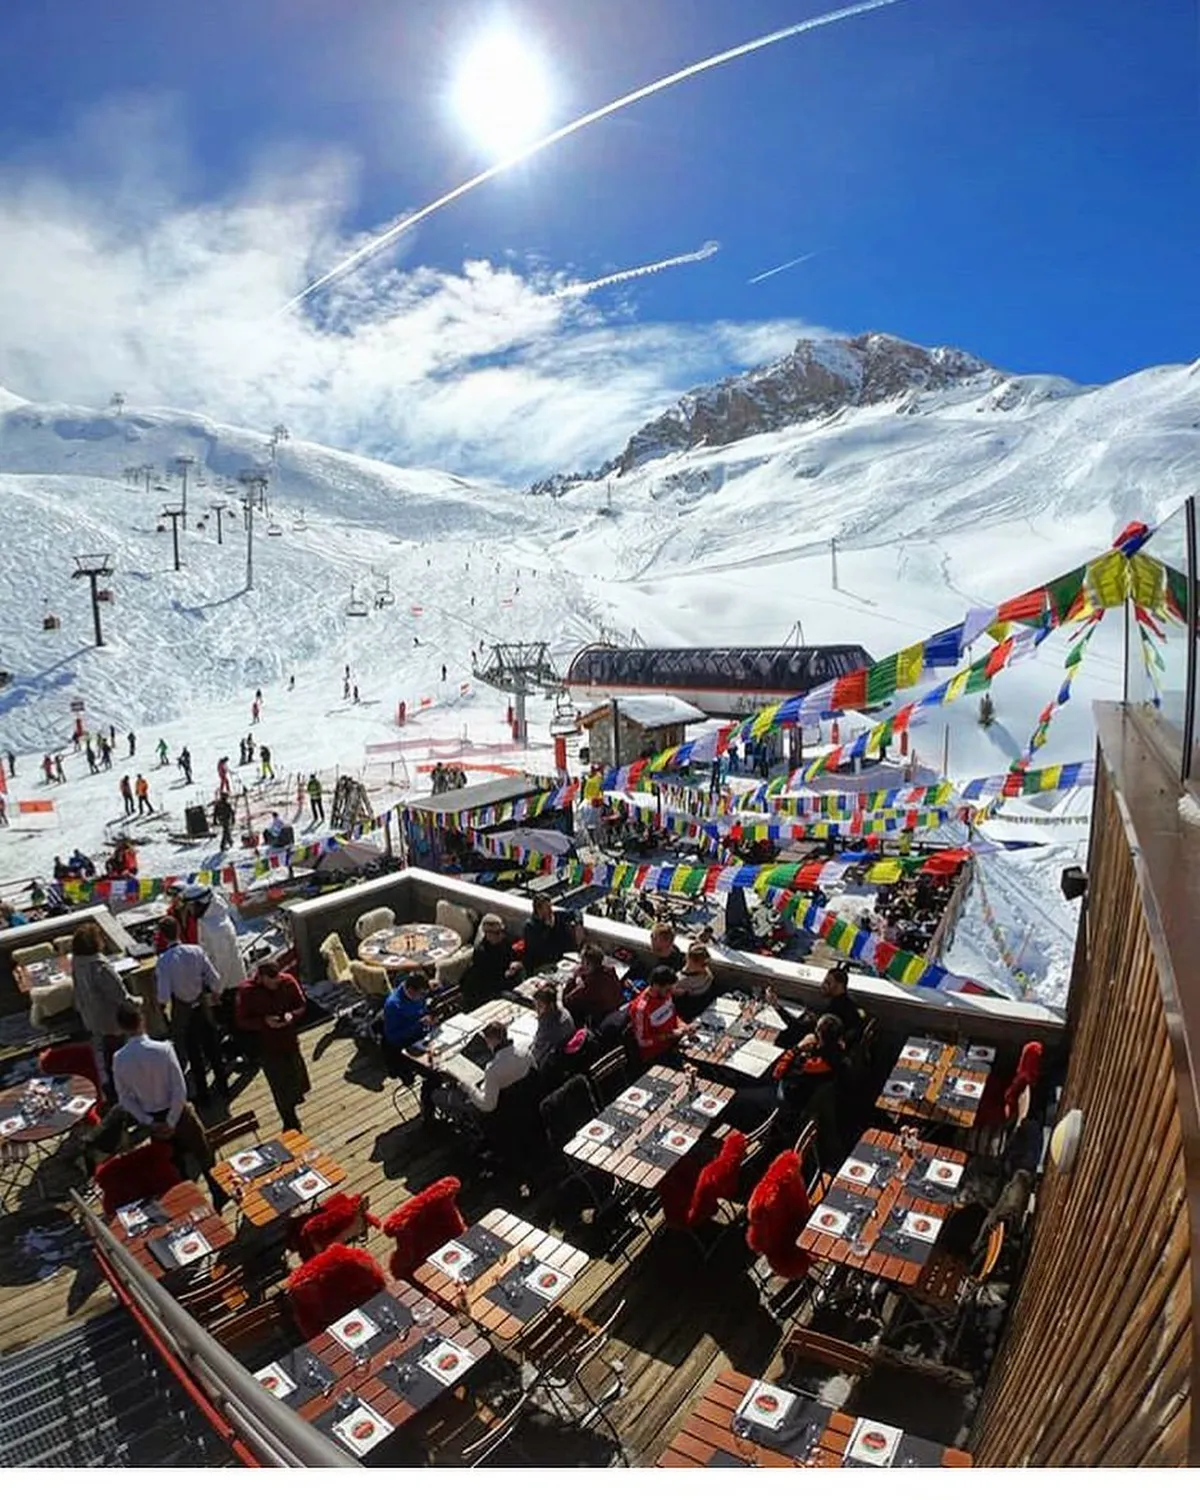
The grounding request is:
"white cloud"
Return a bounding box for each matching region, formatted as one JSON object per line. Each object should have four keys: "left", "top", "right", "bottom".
{"left": 0, "top": 101, "right": 832, "bottom": 482}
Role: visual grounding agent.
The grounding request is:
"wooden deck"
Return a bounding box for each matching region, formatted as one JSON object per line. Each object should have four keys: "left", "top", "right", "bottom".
{"left": 0, "top": 1015, "right": 972, "bottom": 1466}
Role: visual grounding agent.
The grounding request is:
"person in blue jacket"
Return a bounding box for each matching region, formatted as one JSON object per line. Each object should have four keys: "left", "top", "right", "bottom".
{"left": 382, "top": 968, "right": 432, "bottom": 1052}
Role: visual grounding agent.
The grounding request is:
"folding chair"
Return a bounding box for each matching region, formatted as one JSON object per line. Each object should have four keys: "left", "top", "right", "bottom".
{"left": 205, "top": 1110, "right": 260, "bottom": 1153}
{"left": 512, "top": 1300, "right": 629, "bottom": 1462}
{"left": 586, "top": 1047, "right": 629, "bottom": 1107}
{"left": 886, "top": 1221, "right": 1006, "bottom": 1357}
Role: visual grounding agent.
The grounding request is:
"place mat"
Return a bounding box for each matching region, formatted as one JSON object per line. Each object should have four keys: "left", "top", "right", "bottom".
{"left": 952, "top": 1043, "right": 996, "bottom": 1069}
{"left": 116, "top": 1198, "right": 172, "bottom": 1235}
{"left": 678, "top": 1091, "right": 729, "bottom": 1127}
{"left": 227, "top": 1140, "right": 293, "bottom": 1180}
{"left": 853, "top": 1138, "right": 901, "bottom": 1175}
{"left": 894, "top": 1432, "right": 949, "bottom": 1468}
{"left": 630, "top": 1132, "right": 675, "bottom": 1169}
{"left": 483, "top": 1267, "right": 549, "bottom": 1323}
{"left": 377, "top": 1351, "right": 448, "bottom": 1412}
{"left": 613, "top": 1078, "right": 672, "bottom": 1115}
{"left": 459, "top": 1223, "right": 509, "bottom": 1273}
{"left": 313, "top": 1398, "right": 395, "bottom": 1458}
{"left": 935, "top": 1073, "right": 985, "bottom": 1107}
{"left": 905, "top": 1155, "right": 965, "bottom": 1200}
{"left": 871, "top": 1206, "right": 938, "bottom": 1265}
{"left": 358, "top": 1291, "right": 414, "bottom": 1349}
{"left": 706, "top": 1450, "right": 751, "bottom": 1468}
{"left": 735, "top": 1382, "right": 833, "bottom": 1460}
{"left": 146, "top": 1226, "right": 212, "bottom": 1273}
{"left": 880, "top": 1068, "right": 928, "bottom": 1104}
{"left": 259, "top": 1348, "right": 336, "bottom": 1410}
{"left": 260, "top": 1167, "right": 329, "bottom": 1214}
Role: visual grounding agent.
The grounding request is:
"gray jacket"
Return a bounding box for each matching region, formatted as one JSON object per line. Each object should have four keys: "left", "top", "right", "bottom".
{"left": 73, "top": 952, "right": 129, "bottom": 1038}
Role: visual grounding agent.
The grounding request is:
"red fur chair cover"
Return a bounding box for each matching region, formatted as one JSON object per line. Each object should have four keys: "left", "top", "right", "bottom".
{"left": 746, "top": 1149, "right": 813, "bottom": 1280}
{"left": 975, "top": 1040, "right": 1044, "bottom": 1129}
{"left": 380, "top": 1176, "right": 465, "bottom": 1281}
{"left": 95, "top": 1139, "right": 181, "bottom": 1217}
{"left": 39, "top": 1042, "right": 103, "bottom": 1125}
{"left": 287, "top": 1192, "right": 379, "bottom": 1262}
{"left": 285, "top": 1243, "right": 387, "bottom": 1340}
{"left": 658, "top": 1129, "right": 748, "bottom": 1230}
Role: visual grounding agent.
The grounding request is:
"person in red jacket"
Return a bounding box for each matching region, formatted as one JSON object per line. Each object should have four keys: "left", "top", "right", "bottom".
{"left": 628, "top": 966, "right": 686, "bottom": 1063}
{"left": 235, "top": 960, "right": 310, "bottom": 1132}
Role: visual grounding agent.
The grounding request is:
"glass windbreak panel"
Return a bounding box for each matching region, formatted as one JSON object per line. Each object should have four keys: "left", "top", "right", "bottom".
{"left": 1125, "top": 504, "right": 1190, "bottom": 768}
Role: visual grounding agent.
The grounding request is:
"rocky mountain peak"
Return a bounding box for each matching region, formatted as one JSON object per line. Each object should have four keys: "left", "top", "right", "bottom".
{"left": 613, "top": 331, "right": 996, "bottom": 472}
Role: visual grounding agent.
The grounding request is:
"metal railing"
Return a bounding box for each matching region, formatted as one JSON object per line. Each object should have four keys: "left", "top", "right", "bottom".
{"left": 71, "top": 1190, "right": 356, "bottom": 1468}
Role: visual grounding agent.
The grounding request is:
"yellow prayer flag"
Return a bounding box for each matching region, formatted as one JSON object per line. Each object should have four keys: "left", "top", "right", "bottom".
{"left": 866, "top": 859, "right": 903, "bottom": 885}
{"left": 897, "top": 642, "right": 924, "bottom": 689}
{"left": 985, "top": 620, "right": 1012, "bottom": 643}
{"left": 943, "top": 669, "right": 971, "bottom": 704}
{"left": 900, "top": 955, "right": 926, "bottom": 986}
{"left": 1129, "top": 552, "right": 1165, "bottom": 613}
{"left": 1086, "top": 551, "right": 1129, "bottom": 609}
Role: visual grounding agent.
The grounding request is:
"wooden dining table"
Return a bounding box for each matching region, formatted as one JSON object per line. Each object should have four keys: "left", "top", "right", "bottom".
{"left": 797, "top": 1128, "right": 970, "bottom": 1288}
{"left": 210, "top": 1130, "right": 346, "bottom": 1229}
{"left": 106, "top": 1178, "right": 234, "bottom": 1282}
{"left": 876, "top": 1035, "right": 994, "bottom": 1129}
{"left": 357, "top": 923, "right": 463, "bottom": 975}
{"left": 563, "top": 1063, "right": 735, "bottom": 1191}
{"left": 261, "top": 1276, "right": 491, "bottom": 1461}
{"left": 677, "top": 992, "right": 787, "bottom": 1079}
{"left": 657, "top": 1367, "right": 972, "bottom": 1468}
{"left": 410, "top": 1206, "right": 589, "bottom": 1345}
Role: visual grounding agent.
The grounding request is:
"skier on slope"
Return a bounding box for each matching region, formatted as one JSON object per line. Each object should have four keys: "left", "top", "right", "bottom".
{"left": 127, "top": 730, "right": 136, "bottom": 757}
{"left": 135, "top": 774, "right": 153, "bottom": 814}
{"left": 85, "top": 742, "right": 98, "bottom": 774}
{"left": 212, "top": 790, "right": 235, "bottom": 851}
{"left": 100, "top": 739, "right": 113, "bottom": 771}
{"left": 119, "top": 774, "right": 135, "bottom": 816}
{"left": 251, "top": 698, "right": 261, "bottom": 724}
{"left": 54, "top": 754, "right": 65, "bottom": 783}
{"left": 259, "top": 744, "right": 275, "bottom": 781}
{"left": 217, "top": 756, "right": 231, "bottom": 796}
{"left": 155, "top": 738, "right": 168, "bottom": 766}
{"left": 177, "top": 746, "right": 193, "bottom": 784}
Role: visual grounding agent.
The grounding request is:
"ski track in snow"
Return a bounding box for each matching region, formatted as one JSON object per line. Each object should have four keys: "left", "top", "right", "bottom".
{"left": 1, "top": 365, "right": 1196, "bottom": 1013}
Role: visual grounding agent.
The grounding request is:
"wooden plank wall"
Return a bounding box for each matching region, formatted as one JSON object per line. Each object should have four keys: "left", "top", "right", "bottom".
{"left": 974, "top": 758, "right": 1192, "bottom": 1465}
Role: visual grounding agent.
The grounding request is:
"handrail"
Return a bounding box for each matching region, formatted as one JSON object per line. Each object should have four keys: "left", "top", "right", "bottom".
{"left": 70, "top": 1190, "right": 357, "bottom": 1469}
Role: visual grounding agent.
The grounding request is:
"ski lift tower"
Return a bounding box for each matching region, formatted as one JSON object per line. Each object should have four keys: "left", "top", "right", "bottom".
{"left": 71, "top": 552, "right": 114, "bottom": 648}
{"left": 474, "top": 641, "right": 561, "bottom": 745}
{"left": 238, "top": 469, "right": 269, "bottom": 590}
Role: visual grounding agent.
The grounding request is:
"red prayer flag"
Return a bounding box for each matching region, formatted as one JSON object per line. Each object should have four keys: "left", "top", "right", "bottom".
{"left": 831, "top": 668, "right": 868, "bottom": 711}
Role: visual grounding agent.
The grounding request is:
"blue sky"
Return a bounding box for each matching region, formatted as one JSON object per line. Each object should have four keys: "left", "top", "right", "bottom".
{"left": 0, "top": 0, "right": 1195, "bottom": 477}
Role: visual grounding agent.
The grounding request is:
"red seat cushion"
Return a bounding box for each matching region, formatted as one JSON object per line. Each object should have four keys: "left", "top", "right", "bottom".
{"left": 746, "top": 1149, "right": 813, "bottom": 1280}
{"left": 95, "top": 1139, "right": 181, "bottom": 1217}
{"left": 285, "top": 1243, "right": 387, "bottom": 1340}
{"left": 380, "top": 1176, "right": 465, "bottom": 1281}
{"left": 288, "top": 1192, "right": 376, "bottom": 1262}
{"left": 687, "top": 1130, "right": 747, "bottom": 1228}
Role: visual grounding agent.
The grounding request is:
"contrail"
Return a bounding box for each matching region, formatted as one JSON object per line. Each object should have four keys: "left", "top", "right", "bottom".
{"left": 556, "top": 239, "right": 719, "bottom": 299}
{"left": 280, "top": 0, "right": 902, "bottom": 312}
{"left": 748, "top": 250, "right": 818, "bottom": 285}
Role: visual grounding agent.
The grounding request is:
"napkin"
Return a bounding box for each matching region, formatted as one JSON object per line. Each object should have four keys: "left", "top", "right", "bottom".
{"left": 332, "top": 1401, "right": 394, "bottom": 1457}
{"left": 736, "top": 1380, "right": 796, "bottom": 1432}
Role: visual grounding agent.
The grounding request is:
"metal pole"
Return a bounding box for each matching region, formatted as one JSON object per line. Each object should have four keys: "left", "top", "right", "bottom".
{"left": 611, "top": 698, "right": 622, "bottom": 767}
{"left": 245, "top": 499, "right": 254, "bottom": 590}
{"left": 180, "top": 463, "right": 188, "bottom": 529}
{"left": 831, "top": 537, "right": 839, "bottom": 591}
{"left": 942, "top": 723, "right": 950, "bottom": 779}
{"left": 89, "top": 574, "right": 103, "bottom": 648}
{"left": 169, "top": 513, "right": 181, "bottom": 571}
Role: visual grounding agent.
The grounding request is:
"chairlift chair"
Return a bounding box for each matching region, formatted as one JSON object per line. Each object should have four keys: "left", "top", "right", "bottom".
{"left": 42, "top": 613, "right": 60, "bottom": 631}
{"left": 96, "top": 588, "right": 113, "bottom": 604}
{"left": 154, "top": 483, "right": 169, "bottom": 492}
{"left": 266, "top": 518, "right": 283, "bottom": 538}
{"left": 346, "top": 588, "right": 368, "bottom": 619}
{"left": 292, "top": 509, "right": 307, "bottom": 532}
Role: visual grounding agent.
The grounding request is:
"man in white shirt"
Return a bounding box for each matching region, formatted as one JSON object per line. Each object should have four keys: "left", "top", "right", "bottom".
{"left": 423, "top": 1021, "right": 531, "bottom": 1125}
{"left": 89, "top": 1003, "right": 228, "bottom": 1209}
{"left": 156, "top": 915, "right": 230, "bottom": 1105}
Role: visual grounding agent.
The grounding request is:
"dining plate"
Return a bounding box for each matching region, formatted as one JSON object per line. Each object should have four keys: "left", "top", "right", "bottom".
{"left": 328, "top": 1307, "right": 380, "bottom": 1351}
{"left": 254, "top": 1361, "right": 297, "bottom": 1399}
{"left": 735, "top": 1380, "right": 796, "bottom": 1432}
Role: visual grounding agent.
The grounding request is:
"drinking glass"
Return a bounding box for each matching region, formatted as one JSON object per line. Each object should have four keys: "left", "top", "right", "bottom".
{"left": 302, "top": 1355, "right": 323, "bottom": 1389}
{"left": 412, "top": 1297, "right": 436, "bottom": 1327}
{"left": 335, "top": 1390, "right": 357, "bottom": 1417}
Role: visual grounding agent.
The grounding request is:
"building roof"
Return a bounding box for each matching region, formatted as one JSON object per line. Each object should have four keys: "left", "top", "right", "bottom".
{"left": 580, "top": 694, "right": 708, "bottom": 731}
{"left": 402, "top": 774, "right": 547, "bottom": 817}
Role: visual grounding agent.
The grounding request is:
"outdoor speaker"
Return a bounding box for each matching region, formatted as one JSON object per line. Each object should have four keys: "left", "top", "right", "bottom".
{"left": 1060, "top": 865, "right": 1088, "bottom": 901}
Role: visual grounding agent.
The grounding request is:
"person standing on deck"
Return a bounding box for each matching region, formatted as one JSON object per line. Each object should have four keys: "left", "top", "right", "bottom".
{"left": 235, "top": 962, "right": 310, "bottom": 1132}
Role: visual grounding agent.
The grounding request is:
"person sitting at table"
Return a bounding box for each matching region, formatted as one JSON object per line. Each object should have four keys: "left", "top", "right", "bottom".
{"left": 672, "top": 942, "right": 717, "bottom": 1022}
{"left": 234, "top": 960, "right": 310, "bottom": 1133}
{"left": 521, "top": 894, "right": 575, "bottom": 972}
{"left": 88, "top": 1002, "right": 228, "bottom": 1210}
{"left": 461, "top": 913, "right": 518, "bottom": 1003}
{"left": 630, "top": 923, "right": 684, "bottom": 982}
{"left": 380, "top": 968, "right": 432, "bottom": 1075}
{"left": 628, "top": 966, "right": 687, "bottom": 1064}
{"left": 529, "top": 981, "right": 577, "bottom": 1075}
{"left": 819, "top": 963, "right": 864, "bottom": 1045}
{"left": 562, "top": 943, "right": 626, "bottom": 1037}
{"left": 725, "top": 1012, "right": 848, "bottom": 1132}
{"left": 71, "top": 919, "right": 131, "bottom": 1097}
{"left": 422, "top": 1020, "right": 531, "bottom": 1124}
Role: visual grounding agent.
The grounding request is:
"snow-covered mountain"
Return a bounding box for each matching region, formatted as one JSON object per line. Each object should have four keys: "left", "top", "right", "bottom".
{"left": 613, "top": 332, "right": 997, "bottom": 471}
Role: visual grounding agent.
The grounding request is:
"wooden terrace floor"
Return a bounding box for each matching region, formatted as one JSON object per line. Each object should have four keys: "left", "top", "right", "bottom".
{"left": 0, "top": 1015, "right": 976, "bottom": 1466}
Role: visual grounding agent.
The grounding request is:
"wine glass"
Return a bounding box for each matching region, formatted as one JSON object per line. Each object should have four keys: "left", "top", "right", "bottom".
{"left": 302, "top": 1354, "right": 324, "bottom": 1389}
{"left": 335, "top": 1390, "right": 357, "bottom": 1418}
{"left": 412, "top": 1297, "right": 436, "bottom": 1327}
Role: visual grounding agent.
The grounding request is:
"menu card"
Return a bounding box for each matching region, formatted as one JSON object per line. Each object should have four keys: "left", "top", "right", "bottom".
{"left": 735, "top": 1380, "right": 796, "bottom": 1432}
{"left": 332, "top": 1401, "right": 394, "bottom": 1457}
{"left": 847, "top": 1417, "right": 903, "bottom": 1467}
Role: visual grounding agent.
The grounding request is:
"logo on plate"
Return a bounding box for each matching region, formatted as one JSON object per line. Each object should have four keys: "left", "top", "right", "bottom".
{"left": 538, "top": 1272, "right": 557, "bottom": 1290}
{"left": 344, "top": 1319, "right": 364, "bottom": 1337}
{"left": 848, "top": 1163, "right": 866, "bottom": 1177}
{"left": 862, "top": 1430, "right": 888, "bottom": 1452}
{"left": 935, "top": 1165, "right": 952, "bottom": 1180}
{"left": 260, "top": 1374, "right": 278, "bottom": 1391}
{"left": 914, "top": 1218, "right": 931, "bottom": 1233}
{"left": 819, "top": 1212, "right": 837, "bottom": 1228}
{"left": 351, "top": 1419, "right": 375, "bottom": 1441}
{"left": 437, "top": 1352, "right": 459, "bottom": 1373}
{"left": 443, "top": 1249, "right": 460, "bottom": 1263}
{"left": 179, "top": 1239, "right": 200, "bottom": 1257}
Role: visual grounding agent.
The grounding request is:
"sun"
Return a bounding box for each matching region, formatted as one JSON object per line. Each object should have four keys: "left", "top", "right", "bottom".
{"left": 451, "top": 27, "right": 553, "bottom": 160}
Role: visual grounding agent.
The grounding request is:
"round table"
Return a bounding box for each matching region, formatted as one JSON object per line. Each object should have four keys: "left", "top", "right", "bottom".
{"left": 357, "top": 922, "right": 464, "bottom": 975}
{"left": 0, "top": 1073, "right": 98, "bottom": 1145}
